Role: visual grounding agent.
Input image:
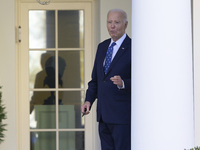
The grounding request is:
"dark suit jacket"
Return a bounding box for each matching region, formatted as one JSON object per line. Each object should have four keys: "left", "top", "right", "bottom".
{"left": 85, "top": 35, "right": 131, "bottom": 124}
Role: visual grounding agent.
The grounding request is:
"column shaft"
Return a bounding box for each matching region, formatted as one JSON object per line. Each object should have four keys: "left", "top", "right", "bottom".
{"left": 131, "top": 0, "right": 194, "bottom": 149}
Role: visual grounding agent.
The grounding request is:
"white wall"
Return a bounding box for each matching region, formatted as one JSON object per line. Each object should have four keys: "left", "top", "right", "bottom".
{"left": 0, "top": 0, "right": 17, "bottom": 150}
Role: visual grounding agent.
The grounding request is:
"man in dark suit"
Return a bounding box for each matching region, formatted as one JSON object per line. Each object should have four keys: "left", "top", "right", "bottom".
{"left": 81, "top": 9, "right": 131, "bottom": 150}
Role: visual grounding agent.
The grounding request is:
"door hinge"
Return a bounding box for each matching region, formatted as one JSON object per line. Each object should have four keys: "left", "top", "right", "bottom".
{"left": 18, "top": 26, "right": 21, "bottom": 43}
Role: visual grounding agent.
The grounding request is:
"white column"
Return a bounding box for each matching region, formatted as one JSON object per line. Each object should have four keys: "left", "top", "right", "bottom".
{"left": 131, "top": 0, "right": 194, "bottom": 150}
{"left": 193, "top": 0, "right": 200, "bottom": 146}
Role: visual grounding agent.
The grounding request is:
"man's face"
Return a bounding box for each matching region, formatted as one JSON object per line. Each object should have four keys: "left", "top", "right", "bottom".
{"left": 107, "top": 11, "right": 128, "bottom": 42}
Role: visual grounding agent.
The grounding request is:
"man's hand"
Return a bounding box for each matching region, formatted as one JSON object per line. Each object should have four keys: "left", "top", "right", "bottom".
{"left": 110, "top": 75, "right": 123, "bottom": 88}
{"left": 81, "top": 101, "right": 91, "bottom": 116}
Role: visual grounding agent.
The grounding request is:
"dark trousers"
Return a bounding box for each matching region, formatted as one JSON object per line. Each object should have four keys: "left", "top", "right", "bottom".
{"left": 98, "top": 119, "right": 131, "bottom": 150}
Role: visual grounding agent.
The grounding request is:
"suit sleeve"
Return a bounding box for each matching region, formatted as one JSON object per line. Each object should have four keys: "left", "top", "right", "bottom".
{"left": 84, "top": 45, "right": 100, "bottom": 106}
{"left": 124, "top": 78, "right": 131, "bottom": 93}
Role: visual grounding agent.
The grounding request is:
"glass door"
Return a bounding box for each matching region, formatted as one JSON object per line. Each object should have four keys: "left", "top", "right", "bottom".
{"left": 19, "top": 3, "right": 92, "bottom": 150}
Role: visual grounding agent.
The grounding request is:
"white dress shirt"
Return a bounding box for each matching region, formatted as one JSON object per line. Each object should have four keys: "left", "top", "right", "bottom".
{"left": 109, "top": 33, "right": 127, "bottom": 61}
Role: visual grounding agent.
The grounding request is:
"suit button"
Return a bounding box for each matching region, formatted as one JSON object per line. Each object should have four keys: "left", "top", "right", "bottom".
{"left": 104, "top": 80, "right": 106, "bottom": 82}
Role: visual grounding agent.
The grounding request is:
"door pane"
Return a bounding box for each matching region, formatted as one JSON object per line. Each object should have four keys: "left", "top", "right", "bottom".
{"left": 59, "top": 91, "right": 85, "bottom": 129}
{"left": 59, "top": 131, "right": 84, "bottom": 150}
{"left": 58, "top": 51, "right": 84, "bottom": 88}
{"left": 31, "top": 132, "right": 56, "bottom": 150}
{"left": 28, "top": 7, "right": 88, "bottom": 150}
{"left": 30, "top": 91, "right": 56, "bottom": 129}
{"left": 58, "top": 10, "right": 84, "bottom": 48}
{"left": 29, "top": 10, "right": 55, "bottom": 49}
{"left": 29, "top": 51, "right": 55, "bottom": 89}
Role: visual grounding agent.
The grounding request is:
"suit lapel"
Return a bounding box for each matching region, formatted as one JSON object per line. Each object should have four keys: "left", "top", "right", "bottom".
{"left": 105, "top": 36, "right": 131, "bottom": 76}
{"left": 105, "top": 46, "right": 126, "bottom": 76}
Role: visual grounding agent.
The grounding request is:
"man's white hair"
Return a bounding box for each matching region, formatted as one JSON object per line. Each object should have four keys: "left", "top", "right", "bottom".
{"left": 107, "top": 9, "right": 128, "bottom": 23}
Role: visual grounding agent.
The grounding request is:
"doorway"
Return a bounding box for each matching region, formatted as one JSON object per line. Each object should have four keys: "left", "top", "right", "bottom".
{"left": 18, "top": 3, "right": 93, "bottom": 150}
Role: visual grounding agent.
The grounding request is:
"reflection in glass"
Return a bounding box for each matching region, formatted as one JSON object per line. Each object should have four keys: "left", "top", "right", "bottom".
{"left": 29, "top": 51, "right": 55, "bottom": 89}
{"left": 28, "top": 8, "right": 86, "bottom": 150}
{"left": 58, "top": 51, "right": 84, "bottom": 88}
{"left": 29, "top": 10, "right": 55, "bottom": 49}
{"left": 30, "top": 132, "right": 56, "bottom": 150}
{"left": 30, "top": 91, "right": 56, "bottom": 129}
{"left": 58, "top": 10, "right": 84, "bottom": 48}
{"left": 59, "top": 131, "right": 84, "bottom": 150}
{"left": 59, "top": 91, "right": 84, "bottom": 129}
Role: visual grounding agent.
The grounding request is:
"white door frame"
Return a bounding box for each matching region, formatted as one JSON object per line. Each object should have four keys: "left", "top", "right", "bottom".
{"left": 17, "top": 2, "right": 97, "bottom": 150}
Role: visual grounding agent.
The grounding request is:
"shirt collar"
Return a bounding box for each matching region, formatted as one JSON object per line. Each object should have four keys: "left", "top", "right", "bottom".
{"left": 110, "top": 33, "right": 127, "bottom": 47}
